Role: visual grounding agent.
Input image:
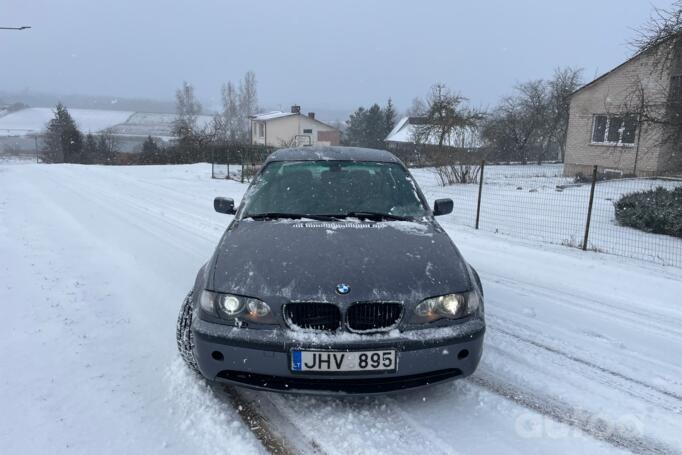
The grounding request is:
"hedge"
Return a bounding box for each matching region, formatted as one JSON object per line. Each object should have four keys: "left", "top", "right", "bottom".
{"left": 614, "top": 187, "right": 682, "bottom": 238}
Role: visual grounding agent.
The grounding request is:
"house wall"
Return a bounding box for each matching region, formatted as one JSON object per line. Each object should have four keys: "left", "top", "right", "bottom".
{"left": 251, "top": 115, "right": 339, "bottom": 147}
{"left": 564, "top": 46, "right": 672, "bottom": 177}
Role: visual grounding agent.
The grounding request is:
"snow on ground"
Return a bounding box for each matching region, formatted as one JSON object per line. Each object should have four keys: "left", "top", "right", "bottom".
{"left": 1, "top": 162, "right": 681, "bottom": 455}
{"left": 0, "top": 108, "right": 135, "bottom": 136}
{"left": 411, "top": 165, "right": 682, "bottom": 266}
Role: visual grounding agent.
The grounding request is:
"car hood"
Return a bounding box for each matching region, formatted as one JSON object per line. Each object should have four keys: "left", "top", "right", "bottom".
{"left": 209, "top": 219, "right": 471, "bottom": 305}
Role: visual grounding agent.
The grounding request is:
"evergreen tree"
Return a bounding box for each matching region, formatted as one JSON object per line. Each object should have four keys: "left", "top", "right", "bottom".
{"left": 343, "top": 106, "right": 368, "bottom": 147}
{"left": 140, "top": 135, "right": 161, "bottom": 164}
{"left": 364, "top": 103, "right": 386, "bottom": 149}
{"left": 142, "top": 135, "right": 160, "bottom": 154}
{"left": 384, "top": 98, "right": 397, "bottom": 137}
{"left": 343, "top": 104, "right": 390, "bottom": 149}
{"left": 83, "top": 133, "right": 98, "bottom": 164}
{"left": 43, "top": 103, "right": 83, "bottom": 163}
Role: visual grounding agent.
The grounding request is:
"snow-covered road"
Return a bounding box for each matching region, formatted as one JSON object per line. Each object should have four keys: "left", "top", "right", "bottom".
{"left": 1, "top": 162, "right": 681, "bottom": 455}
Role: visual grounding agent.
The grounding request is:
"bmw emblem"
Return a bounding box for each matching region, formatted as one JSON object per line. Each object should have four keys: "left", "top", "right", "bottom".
{"left": 336, "top": 283, "right": 350, "bottom": 295}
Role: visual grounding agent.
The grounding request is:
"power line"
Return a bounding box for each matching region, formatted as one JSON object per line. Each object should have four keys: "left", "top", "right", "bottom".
{"left": 0, "top": 26, "right": 31, "bottom": 30}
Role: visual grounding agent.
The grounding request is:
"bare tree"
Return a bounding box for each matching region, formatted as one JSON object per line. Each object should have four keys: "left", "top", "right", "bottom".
{"left": 547, "top": 67, "right": 583, "bottom": 162}
{"left": 482, "top": 82, "right": 546, "bottom": 165}
{"left": 415, "top": 84, "right": 483, "bottom": 146}
{"left": 405, "top": 97, "right": 426, "bottom": 117}
{"left": 96, "top": 129, "right": 119, "bottom": 164}
{"left": 414, "top": 83, "right": 485, "bottom": 184}
{"left": 238, "top": 71, "right": 258, "bottom": 142}
{"left": 172, "top": 81, "right": 202, "bottom": 143}
{"left": 631, "top": 2, "right": 682, "bottom": 60}
{"left": 221, "top": 81, "right": 241, "bottom": 143}
{"left": 622, "top": 3, "right": 682, "bottom": 172}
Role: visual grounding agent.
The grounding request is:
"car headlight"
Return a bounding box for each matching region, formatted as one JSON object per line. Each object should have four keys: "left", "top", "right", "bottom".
{"left": 200, "top": 290, "right": 276, "bottom": 324}
{"left": 409, "top": 291, "right": 481, "bottom": 323}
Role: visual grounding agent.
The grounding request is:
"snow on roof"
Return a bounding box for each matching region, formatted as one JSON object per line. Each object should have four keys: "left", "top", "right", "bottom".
{"left": 250, "top": 111, "right": 297, "bottom": 121}
{"left": 385, "top": 116, "right": 482, "bottom": 147}
{"left": 385, "top": 116, "right": 409, "bottom": 141}
{"left": 385, "top": 116, "right": 417, "bottom": 143}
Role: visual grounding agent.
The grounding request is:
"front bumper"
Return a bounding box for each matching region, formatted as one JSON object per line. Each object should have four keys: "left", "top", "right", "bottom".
{"left": 192, "top": 316, "right": 485, "bottom": 394}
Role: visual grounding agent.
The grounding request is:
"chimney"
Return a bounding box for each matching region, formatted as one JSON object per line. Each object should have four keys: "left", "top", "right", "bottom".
{"left": 291, "top": 105, "right": 301, "bottom": 114}
{"left": 307, "top": 112, "right": 315, "bottom": 119}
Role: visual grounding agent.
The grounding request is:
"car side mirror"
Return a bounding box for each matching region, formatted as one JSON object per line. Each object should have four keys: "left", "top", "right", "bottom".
{"left": 433, "top": 198, "right": 453, "bottom": 216}
{"left": 214, "top": 197, "right": 236, "bottom": 215}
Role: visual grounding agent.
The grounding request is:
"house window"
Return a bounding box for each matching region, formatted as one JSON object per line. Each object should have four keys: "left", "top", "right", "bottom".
{"left": 258, "top": 123, "right": 265, "bottom": 138}
{"left": 303, "top": 128, "right": 313, "bottom": 134}
{"left": 591, "top": 114, "right": 637, "bottom": 145}
{"left": 671, "top": 75, "right": 682, "bottom": 99}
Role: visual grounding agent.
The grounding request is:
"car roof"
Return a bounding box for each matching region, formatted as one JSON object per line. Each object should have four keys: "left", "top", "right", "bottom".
{"left": 265, "top": 146, "right": 402, "bottom": 164}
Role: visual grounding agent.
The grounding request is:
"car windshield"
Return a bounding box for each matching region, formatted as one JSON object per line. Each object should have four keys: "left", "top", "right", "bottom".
{"left": 242, "top": 160, "right": 427, "bottom": 219}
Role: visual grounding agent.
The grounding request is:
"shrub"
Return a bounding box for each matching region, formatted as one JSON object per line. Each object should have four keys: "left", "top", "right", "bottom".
{"left": 614, "top": 187, "right": 682, "bottom": 238}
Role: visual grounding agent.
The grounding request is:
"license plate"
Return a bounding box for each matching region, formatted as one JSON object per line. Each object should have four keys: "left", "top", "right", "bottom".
{"left": 291, "top": 350, "right": 397, "bottom": 372}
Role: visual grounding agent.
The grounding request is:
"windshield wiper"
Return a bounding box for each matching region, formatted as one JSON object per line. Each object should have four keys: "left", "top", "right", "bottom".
{"left": 337, "top": 211, "right": 412, "bottom": 221}
{"left": 244, "top": 212, "right": 340, "bottom": 221}
{"left": 244, "top": 212, "right": 303, "bottom": 220}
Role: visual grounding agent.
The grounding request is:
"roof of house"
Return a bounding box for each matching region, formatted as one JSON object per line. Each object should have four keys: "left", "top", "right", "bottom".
{"left": 384, "top": 116, "right": 431, "bottom": 143}
{"left": 250, "top": 110, "right": 339, "bottom": 130}
{"left": 250, "top": 111, "right": 297, "bottom": 121}
{"left": 385, "top": 116, "right": 481, "bottom": 147}
{"left": 266, "top": 146, "right": 400, "bottom": 163}
{"left": 571, "top": 35, "right": 677, "bottom": 97}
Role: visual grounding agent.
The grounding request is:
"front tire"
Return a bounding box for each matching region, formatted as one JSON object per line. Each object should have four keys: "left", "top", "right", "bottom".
{"left": 176, "top": 291, "right": 200, "bottom": 374}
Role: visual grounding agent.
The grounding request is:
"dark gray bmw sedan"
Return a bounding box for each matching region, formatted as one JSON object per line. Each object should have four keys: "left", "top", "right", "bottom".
{"left": 177, "top": 146, "right": 485, "bottom": 394}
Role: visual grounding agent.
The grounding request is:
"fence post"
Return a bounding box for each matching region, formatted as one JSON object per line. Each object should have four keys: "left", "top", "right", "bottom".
{"left": 475, "top": 160, "right": 485, "bottom": 229}
{"left": 226, "top": 147, "right": 230, "bottom": 180}
{"left": 582, "top": 165, "right": 598, "bottom": 251}
{"left": 211, "top": 148, "right": 215, "bottom": 179}
{"left": 240, "top": 149, "right": 244, "bottom": 183}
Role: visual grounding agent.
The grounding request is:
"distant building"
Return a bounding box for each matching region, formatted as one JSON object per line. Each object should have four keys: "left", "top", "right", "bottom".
{"left": 250, "top": 105, "right": 340, "bottom": 147}
{"left": 565, "top": 39, "right": 682, "bottom": 177}
{"left": 385, "top": 116, "right": 482, "bottom": 149}
{"left": 385, "top": 117, "right": 431, "bottom": 148}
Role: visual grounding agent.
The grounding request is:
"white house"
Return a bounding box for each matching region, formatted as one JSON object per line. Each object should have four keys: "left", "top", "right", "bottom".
{"left": 250, "top": 106, "right": 340, "bottom": 147}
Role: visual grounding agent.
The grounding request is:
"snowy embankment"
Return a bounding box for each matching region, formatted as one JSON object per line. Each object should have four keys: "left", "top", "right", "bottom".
{"left": 1, "top": 162, "right": 681, "bottom": 455}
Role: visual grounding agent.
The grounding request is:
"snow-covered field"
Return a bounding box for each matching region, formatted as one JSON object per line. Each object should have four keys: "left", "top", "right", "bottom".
{"left": 1, "top": 162, "right": 681, "bottom": 455}
{"left": 0, "top": 108, "right": 135, "bottom": 136}
{"left": 0, "top": 107, "right": 214, "bottom": 138}
{"left": 412, "top": 165, "right": 682, "bottom": 266}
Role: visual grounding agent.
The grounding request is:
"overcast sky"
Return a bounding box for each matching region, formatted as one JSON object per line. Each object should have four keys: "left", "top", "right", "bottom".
{"left": 1, "top": 0, "right": 676, "bottom": 114}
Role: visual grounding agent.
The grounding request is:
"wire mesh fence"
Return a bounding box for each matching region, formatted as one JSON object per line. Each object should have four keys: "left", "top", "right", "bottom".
{"left": 415, "top": 162, "right": 682, "bottom": 267}
{"left": 207, "top": 146, "right": 682, "bottom": 267}
{"left": 210, "top": 144, "right": 273, "bottom": 182}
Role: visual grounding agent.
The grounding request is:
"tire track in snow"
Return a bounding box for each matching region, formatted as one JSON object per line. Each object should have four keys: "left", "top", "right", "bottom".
{"left": 220, "top": 386, "right": 308, "bottom": 455}
{"left": 488, "top": 324, "right": 682, "bottom": 407}
{"left": 486, "top": 273, "right": 682, "bottom": 340}
{"left": 259, "top": 392, "right": 461, "bottom": 455}
{"left": 469, "top": 374, "right": 680, "bottom": 455}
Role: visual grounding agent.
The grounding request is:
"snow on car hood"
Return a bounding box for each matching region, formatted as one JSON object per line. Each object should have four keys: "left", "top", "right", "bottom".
{"left": 209, "top": 218, "right": 472, "bottom": 305}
